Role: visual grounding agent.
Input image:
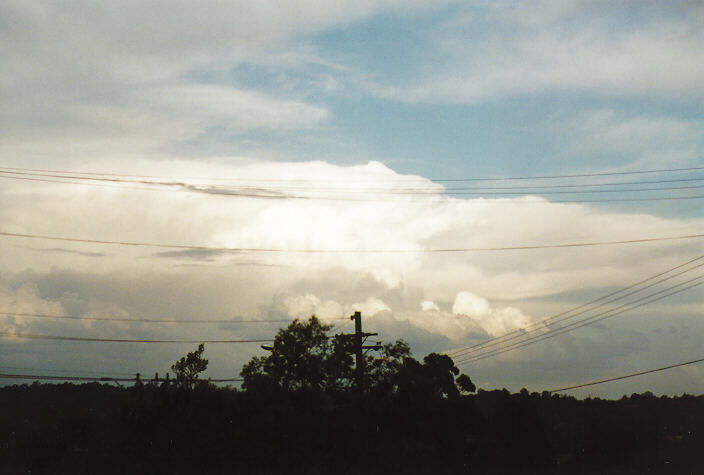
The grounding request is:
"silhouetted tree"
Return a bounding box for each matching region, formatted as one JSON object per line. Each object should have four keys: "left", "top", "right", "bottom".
{"left": 241, "top": 316, "right": 355, "bottom": 393}
{"left": 241, "top": 316, "right": 474, "bottom": 400}
{"left": 391, "top": 352, "right": 473, "bottom": 401}
{"left": 367, "top": 339, "right": 413, "bottom": 395}
{"left": 422, "top": 353, "right": 461, "bottom": 398}
{"left": 456, "top": 373, "right": 476, "bottom": 393}
{"left": 171, "top": 343, "right": 208, "bottom": 389}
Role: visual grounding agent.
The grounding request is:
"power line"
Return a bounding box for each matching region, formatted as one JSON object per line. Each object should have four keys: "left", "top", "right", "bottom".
{"left": 0, "top": 373, "right": 138, "bottom": 382}
{"left": 444, "top": 185, "right": 704, "bottom": 195}
{"left": 444, "top": 177, "right": 704, "bottom": 191}
{"left": 457, "top": 276, "right": 704, "bottom": 364}
{"left": 0, "top": 331, "right": 273, "bottom": 344}
{"left": 541, "top": 195, "right": 704, "bottom": 203}
{"left": 447, "top": 255, "right": 704, "bottom": 359}
{"left": 455, "top": 277, "right": 704, "bottom": 365}
{"left": 4, "top": 168, "right": 704, "bottom": 193}
{"left": 1, "top": 311, "right": 346, "bottom": 324}
{"left": 2, "top": 164, "right": 703, "bottom": 183}
{"left": 0, "top": 365, "right": 136, "bottom": 377}
{"left": 548, "top": 356, "right": 704, "bottom": 393}
{"left": 0, "top": 174, "right": 291, "bottom": 199}
{"left": 438, "top": 166, "right": 704, "bottom": 182}
{"left": 3, "top": 168, "right": 704, "bottom": 195}
{"left": 2, "top": 230, "right": 703, "bottom": 253}
{"left": 5, "top": 173, "right": 704, "bottom": 204}
{"left": 0, "top": 372, "right": 242, "bottom": 383}
{"left": 8, "top": 168, "right": 701, "bottom": 189}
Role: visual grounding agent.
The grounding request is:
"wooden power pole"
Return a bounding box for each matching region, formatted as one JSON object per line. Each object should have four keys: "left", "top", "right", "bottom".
{"left": 349, "top": 311, "right": 381, "bottom": 393}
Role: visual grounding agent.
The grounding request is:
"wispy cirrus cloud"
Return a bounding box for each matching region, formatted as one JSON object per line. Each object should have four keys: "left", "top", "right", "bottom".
{"left": 370, "top": 1, "right": 704, "bottom": 104}
{"left": 0, "top": 0, "right": 450, "bottom": 160}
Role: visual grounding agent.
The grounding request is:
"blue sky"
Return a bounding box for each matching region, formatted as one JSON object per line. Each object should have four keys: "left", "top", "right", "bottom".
{"left": 1, "top": 0, "right": 703, "bottom": 397}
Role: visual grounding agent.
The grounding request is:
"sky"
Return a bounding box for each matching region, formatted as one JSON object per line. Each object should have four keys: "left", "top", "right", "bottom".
{"left": 1, "top": 0, "right": 703, "bottom": 398}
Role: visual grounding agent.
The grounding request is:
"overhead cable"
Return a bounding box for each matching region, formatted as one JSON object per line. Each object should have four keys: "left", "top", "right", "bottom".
{"left": 3, "top": 168, "right": 704, "bottom": 193}
{"left": 5, "top": 174, "right": 704, "bottom": 206}
{"left": 548, "top": 356, "right": 704, "bottom": 393}
{"left": 2, "top": 230, "right": 703, "bottom": 253}
{"left": 457, "top": 276, "right": 704, "bottom": 364}
{"left": 0, "top": 372, "right": 242, "bottom": 383}
{"left": 0, "top": 331, "right": 273, "bottom": 344}
{"left": 455, "top": 277, "right": 704, "bottom": 365}
{"left": 447, "top": 255, "right": 704, "bottom": 358}
{"left": 0, "top": 365, "right": 136, "bottom": 377}
{"left": 2, "top": 164, "right": 703, "bottom": 183}
{"left": 1, "top": 311, "right": 346, "bottom": 324}
{"left": 3, "top": 168, "right": 704, "bottom": 196}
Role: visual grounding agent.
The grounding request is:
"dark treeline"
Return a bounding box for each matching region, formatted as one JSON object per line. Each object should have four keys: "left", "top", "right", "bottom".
{"left": 2, "top": 317, "right": 703, "bottom": 474}
{"left": 2, "top": 382, "right": 703, "bottom": 474}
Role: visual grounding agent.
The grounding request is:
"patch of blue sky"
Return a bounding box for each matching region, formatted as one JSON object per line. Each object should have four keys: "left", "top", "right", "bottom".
{"left": 311, "top": 10, "right": 444, "bottom": 87}
{"left": 328, "top": 95, "right": 555, "bottom": 178}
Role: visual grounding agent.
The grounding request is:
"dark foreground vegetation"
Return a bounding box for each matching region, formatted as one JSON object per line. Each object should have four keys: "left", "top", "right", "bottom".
{"left": 2, "top": 317, "right": 703, "bottom": 474}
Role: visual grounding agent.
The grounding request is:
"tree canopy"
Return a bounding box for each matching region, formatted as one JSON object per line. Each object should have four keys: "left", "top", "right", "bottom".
{"left": 240, "top": 315, "right": 476, "bottom": 399}
{"left": 171, "top": 343, "right": 209, "bottom": 389}
{"left": 240, "top": 316, "right": 355, "bottom": 394}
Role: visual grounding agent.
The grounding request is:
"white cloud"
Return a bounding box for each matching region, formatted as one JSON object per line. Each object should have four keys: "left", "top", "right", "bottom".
{"left": 452, "top": 291, "right": 491, "bottom": 317}
{"left": 421, "top": 300, "right": 439, "bottom": 312}
{"left": 452, "top": 291, "right": 531, "bottom": 337}
{"left": 142, "top": 84, "right": 329, "bottom": 131}
{"left": 284, "top": 294, "right": 344, "bottom": 321}
{"left": 350, "top": 297, "right": 391, "bottom": 317}
{"left": 0, "top": 0, "right": 448, "bottom": 161}
{"left": 0, "top": 0, "right": 444, "bottom": 82}
{"left": 386, "top": 307, "right": 485, "bottom": 342}
{"left": 3, "top": 159, "right": 701, "bottom": 296}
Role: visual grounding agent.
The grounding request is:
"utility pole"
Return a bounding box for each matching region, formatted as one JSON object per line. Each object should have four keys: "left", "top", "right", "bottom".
{"left": 352, "top": 311, "right": 364, "bottom": 392}
{"left": 349, "top": 311, "right": 382, "bottom": 393}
